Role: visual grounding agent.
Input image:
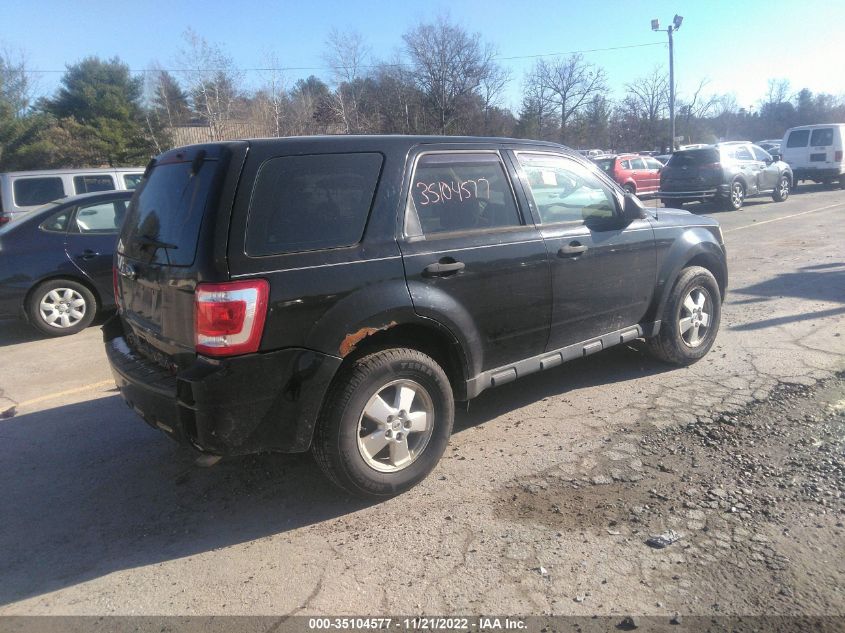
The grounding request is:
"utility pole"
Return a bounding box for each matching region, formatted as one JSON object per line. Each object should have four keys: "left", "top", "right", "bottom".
{"left": 652, "top": 15, "right": 684, "bottom": 151}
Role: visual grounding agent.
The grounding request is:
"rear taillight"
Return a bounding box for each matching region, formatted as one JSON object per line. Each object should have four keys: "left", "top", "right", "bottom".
{"left": 0, "top": 215, "right": 9, "bottom": 227}
{"left": 835, "top": 150, "right": 842, "bottom": 162}
{"left": 112, "top": 265, "right": 121, "bottom": 310}
{"left": 701, "top": 162, "right": 721, "bottom": 170}
{"left": 195, "top": 279, "right": 269, "bottom": 357}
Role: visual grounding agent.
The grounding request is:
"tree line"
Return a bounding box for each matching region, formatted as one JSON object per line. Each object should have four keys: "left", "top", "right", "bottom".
{"left": 2, "top": 18, "right": 844, "bottom": 171}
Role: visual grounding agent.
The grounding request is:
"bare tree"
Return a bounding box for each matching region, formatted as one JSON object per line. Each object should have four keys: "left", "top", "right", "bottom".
{"left": 537, "top": 53, "right": 607, "bottom": 144}
{"left": 323, "top": 29, "right": 370, "bottom": 133}
{"left": 254, "top": 52, "right": 287, "bottom": 137}
{"left": 177, "top": 29, "right": 243, "bottom": 140}
{"left": 479, "top": 64, "right": 510, "bottom": 135}
{"left": 403, "top": 15, "right": 498, "bottom": 134}
{"left": 0, "top": 47, "right": 35, "bottom": 117}
{"left": 518, "top": 61, "right": 557, "bottom": 140}
{"left": 764, "top": 78, "right": 791, "bottom": 107}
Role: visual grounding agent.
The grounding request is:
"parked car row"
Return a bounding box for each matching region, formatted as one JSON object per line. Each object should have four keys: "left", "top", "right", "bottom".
{"left": 0, "top": 167, "right": 144, "bottom": 225}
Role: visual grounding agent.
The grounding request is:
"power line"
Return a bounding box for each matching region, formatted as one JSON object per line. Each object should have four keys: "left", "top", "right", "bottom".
{"left": 23, "top": 41, "right": 666, "bottom": 74}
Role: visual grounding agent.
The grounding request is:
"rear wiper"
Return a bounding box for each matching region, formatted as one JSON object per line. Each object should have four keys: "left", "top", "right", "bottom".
{"left": 134, "top": 235, "right": 178, "bottom": 250}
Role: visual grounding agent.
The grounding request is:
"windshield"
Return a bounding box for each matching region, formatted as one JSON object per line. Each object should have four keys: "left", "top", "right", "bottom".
{"left": 120, "top": 160, "right": 219, "bottom": 266}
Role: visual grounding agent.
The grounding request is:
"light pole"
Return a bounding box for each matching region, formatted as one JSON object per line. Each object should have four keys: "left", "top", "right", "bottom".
{"left": 652, "top": 14, "right": 683, "bottom": 151}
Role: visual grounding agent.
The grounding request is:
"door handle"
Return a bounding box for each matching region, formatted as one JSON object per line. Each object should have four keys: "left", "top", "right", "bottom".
{"left": 423, "top": 259, "right": 465, "bottom": 276}
{"left": 80, "top": 249, "right": 100, "bottom": 260}
{"left": 558, "top": 242, "right": 588, "bottom": 257}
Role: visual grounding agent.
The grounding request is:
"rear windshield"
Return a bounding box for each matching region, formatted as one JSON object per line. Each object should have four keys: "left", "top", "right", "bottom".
{"left": 13, "top": 177, "right": 65, "bottom": 207}
{"left": 594, "top": 158, "right": 614, "bottom": 173}
{"left": 120, "top": 160, "right": 219, "bottom": 266}
{"left": 786, "top": 130, "right": 810, "bottom": 148}
{"left": 666, "top": 148, "right": 719, "bottom": 168}
{"left": 246, "top": 152, "right": 383, "bottom": 256}
{"left": 810, "top": 128, "right": 833, "bottom": 146}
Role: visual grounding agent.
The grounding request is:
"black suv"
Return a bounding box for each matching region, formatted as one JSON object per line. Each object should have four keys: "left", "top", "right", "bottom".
{"left": 105, "top": 136, "right": 727, "bottom": 497}
{"left": 659, "top": 142, "right": 793, "bottom": 210}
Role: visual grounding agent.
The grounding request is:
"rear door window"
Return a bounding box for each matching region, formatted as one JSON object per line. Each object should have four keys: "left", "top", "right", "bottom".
{"left": 408, "top": 153, "right": 520, "bottom": 235}
{"left": 72, "top": 200, "right": 126, "bottom": 233}
{"left": 13, "top": 177, "right": 65, "bottom": 207}
{"left": 630, "top": 158, "right": 647, "bottom": 170}
{"left": 121, "top": 160, "right": 220, "bottom": 266}
{"left": 246, "top": 153, "right": 383, "bottom": 256}
{"left": 786, "top": 130, "right": 810, "bottom": 148}
{"left": 123, "top": 174, "right": 143, "bottom": 189}
{"left": 73, "top": 174, "right": 115, "bottom": 194}
{"left": 810, "top": 128, "right": 833, "bottom": 147}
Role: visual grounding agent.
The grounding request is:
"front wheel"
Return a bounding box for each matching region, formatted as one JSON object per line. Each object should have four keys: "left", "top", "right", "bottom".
{"left": 312, "top": 348, "right": 454, "bottom": 497}
{"left": 772, "top": 175, "right": 790, "bottom": 202}
{"left": 646, "top": 266, "right": 722, "bottom": 366}
{"left": 27, "top": 279, "right": 97, "bottom": 336}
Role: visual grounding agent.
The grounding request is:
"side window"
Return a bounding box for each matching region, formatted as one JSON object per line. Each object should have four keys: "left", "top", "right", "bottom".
{"left": 73, "top": 175, "right": 115, "bottom": 194}
{"left": 786, "top": 130, "right": 810, "bottom": 148}
{"left": 630, "top": 158, "right": 647, "bottom": 170}
{"left": 810, "top": 128, "right": 833, "bottom": 147}
{"left": 645, "top": 158, "right": 664, "bottom": 169}
{"left": 734, "top": 145, "right": 754, "bottom": 161}
{"left": 73, "top": 201, "right": 124, "bottom": 233}
{"left": 123, "top": 174, "right": 144, "bottom": 189}
{"left": 620, "top": 160, "right": 631, "bottom": 170}
{"left": 408, "top": 153, "right": 520, "bottom": 235}
{"left": 517, "top": 153, "right": 618, "bottom": 225}
{"left": 13, "top": 177, "right": 65, "bottom": 207}
{"left": 246, "top": 152, "right": 383, "bottom": 256}
{"left": 40, "top": 208, "right": 71, "bottom": 233}
{"left": 751, "top": 145, "right": 771, "bottom": 161}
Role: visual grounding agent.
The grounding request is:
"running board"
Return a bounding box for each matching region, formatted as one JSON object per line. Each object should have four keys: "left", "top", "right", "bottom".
{"left": 465, "top": 321, "right": 660, "bottom": 399}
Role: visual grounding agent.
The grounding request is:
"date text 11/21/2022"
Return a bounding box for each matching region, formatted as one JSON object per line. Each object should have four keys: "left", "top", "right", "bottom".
{"left": 307, "top": 617, "right": 527, "bottom": 630}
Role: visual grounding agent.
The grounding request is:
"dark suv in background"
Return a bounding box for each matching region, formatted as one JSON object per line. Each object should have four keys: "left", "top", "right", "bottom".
{"left": 659, "top": 142, "right": 792, "bottom": 210}
{"left": 105, "top": 136, "right": 727, "bottom": 497}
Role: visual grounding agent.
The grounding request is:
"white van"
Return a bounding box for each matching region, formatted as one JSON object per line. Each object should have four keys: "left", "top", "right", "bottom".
{"left": 780, "top": 124, "right": 845, "bottom": 188}
{"left": 0, "top": 167, "right": 144, "bottom": 223}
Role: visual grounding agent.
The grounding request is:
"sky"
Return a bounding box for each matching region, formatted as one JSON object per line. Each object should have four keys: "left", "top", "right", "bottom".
{"left": 4, "top": 0, "right": 845, "bottom": 113}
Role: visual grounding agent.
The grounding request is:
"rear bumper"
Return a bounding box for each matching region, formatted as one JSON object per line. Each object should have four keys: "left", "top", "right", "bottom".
{"left": 103, "top": 316, "right": 342, "bottom": 455}
{"left": 657, "top": 187, "right": 722, "bottom": 200}
{"left": 792, "top": 167, "right": 843, "bottom": 181}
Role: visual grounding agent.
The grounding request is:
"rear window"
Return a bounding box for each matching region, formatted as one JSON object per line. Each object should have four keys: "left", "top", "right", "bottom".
{"left": 73, "top": 174, "right": 115, "bottom": 194}
{"left": 666, "top": 148, "right": 719, "bottom": 168}
{"left": 810, "top": 128, "right": 834, "bottom": 147}
{"left": 786, "top": 130, "right": 810, "bottom": 148}
{"left": 13, "top": 177, "right": 65, "bottom": 207}
{"left": 123, "top": 174, "right": 143, "bottom": 189}
{"left": 595, "top": 158, "right": 613, "bottom": 173}
{"left": 121, "top": 161, "right": 219, "bottom": 266}
{"left": 246, "top": 153, "right": 383, "bottom": 256}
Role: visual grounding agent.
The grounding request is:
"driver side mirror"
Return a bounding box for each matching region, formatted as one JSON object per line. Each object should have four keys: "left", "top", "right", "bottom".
{"left": 622, "top": 192, "right": 647, "bottom": 221}
{"left": 770, "top": 153, "right": 781, "bottom": 162}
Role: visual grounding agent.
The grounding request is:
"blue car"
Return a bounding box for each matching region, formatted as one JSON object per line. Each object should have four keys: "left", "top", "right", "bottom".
{"left": 0, "top": 190, "right": 133, "bottom": 336}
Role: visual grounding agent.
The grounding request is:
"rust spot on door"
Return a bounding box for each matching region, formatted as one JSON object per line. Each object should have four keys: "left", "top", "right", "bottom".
{"left": 339, "top": 321, "right": 397, "bottom": 357}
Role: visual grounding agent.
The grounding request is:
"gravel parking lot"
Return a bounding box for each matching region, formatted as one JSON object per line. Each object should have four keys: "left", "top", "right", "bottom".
{"left": 0, "top": 185, "right": 843, "bottom": 620}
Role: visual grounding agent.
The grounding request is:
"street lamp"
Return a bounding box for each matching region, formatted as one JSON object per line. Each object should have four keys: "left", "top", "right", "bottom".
{"left": 652, "top": 14, "right": 684, "bottom": 151}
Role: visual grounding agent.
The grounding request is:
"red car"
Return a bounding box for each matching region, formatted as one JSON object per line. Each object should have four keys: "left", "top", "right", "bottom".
{"left": 594, "top": 154, "right": 664, "bottom": 196}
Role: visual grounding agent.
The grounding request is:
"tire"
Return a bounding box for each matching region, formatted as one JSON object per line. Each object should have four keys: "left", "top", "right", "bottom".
{"left": 646, "top": 266, "right": 721, "bottom": 366}
{"left": 721, "top": 180, "right": 745, "bottom": 211}
{"left": 27, "top": 279, "right": 97, "bottom": 337}
{"left": 772, "top": 174, "right": 790, "bottom": 202}
{"left": 312, "top": 348, "right": 454, "bottom": 497}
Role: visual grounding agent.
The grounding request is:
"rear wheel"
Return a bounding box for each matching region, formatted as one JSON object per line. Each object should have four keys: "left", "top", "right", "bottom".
{"left": 721, "top": 180, "right": 745, "bottom": 210}
{"left": 772, "top": 175, "right": 790, "bottom": 202}
{"left": 646, "top": 266, "right": 721, "bottom": 366}
{"left": 27, "top": 279, "right": 97, "bottom": 337}
{"left": 312, "top": 348, "right": 454, "bottom": 497}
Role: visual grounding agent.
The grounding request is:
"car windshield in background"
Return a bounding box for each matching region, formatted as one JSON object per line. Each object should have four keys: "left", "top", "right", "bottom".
{"left": 120, "top": 161, "right": 219, "bottom": 266}
{"left": 595, "top": 158, "right": 614, "bottom": 172}
{"left": 666, "top": 148, "right": 719, "bottom": 168}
